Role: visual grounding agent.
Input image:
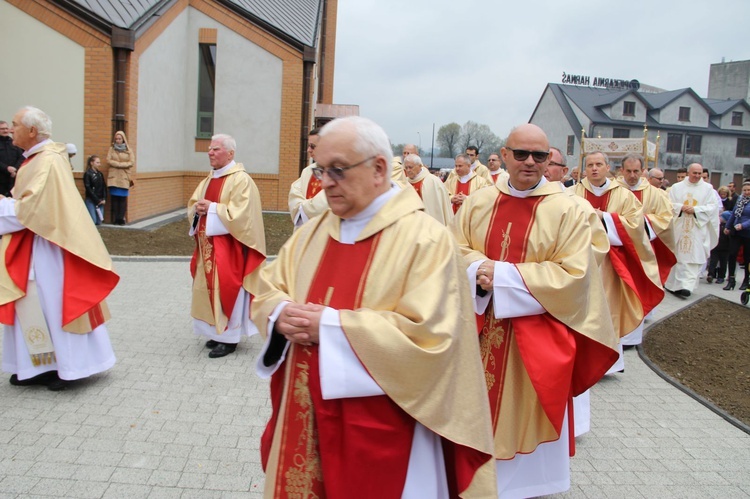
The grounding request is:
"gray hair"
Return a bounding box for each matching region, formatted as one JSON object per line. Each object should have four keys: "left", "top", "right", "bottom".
{"left": 20, "top": 106, "right": 52, "bottom": 139}
{"left": 455, "top": 153, "right": 471, "bottom": 165}
{"left": 549, "top": 147, "right": 566, "bottom": 166}
{"left": 404, "top": 153, "right": 423, "bottom": 166}
{"left": 622, "top": 154, "right": 644, "bottom": 169}
{"left": 211, "top": 134, "right": 236, "bottom": 152}
{"left": 648, "top": 167, "right": 664, "bottom": 179}
{"left": 319, "top": 117, "right": 393, "bottom": 176}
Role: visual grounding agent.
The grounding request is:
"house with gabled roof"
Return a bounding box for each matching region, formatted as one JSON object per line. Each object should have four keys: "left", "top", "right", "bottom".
{"left": 530, "top": 82, "right": 750, "bottom": 186}
{"left": 0, "top": 0, "right": 341, "bottom": 221}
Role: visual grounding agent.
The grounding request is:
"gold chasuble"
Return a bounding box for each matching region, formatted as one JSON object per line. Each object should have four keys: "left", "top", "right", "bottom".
{"left": 288, "top": 164, "right": 328, "bottom": 223}
{"left": 444, "top": 173, "right": 491, "bottom": 214}
{"left": 188, "top": 164, "right": 266, "bottom": 335}
{"left": 0, "top": 142, "right": 118, "bottom": 333}
{"left": 253, "top": 188, "right": 496, "bottom": 498}
{"left": 451, "top": 181, "right": 618, "bottom": 460}
{"left": 621, "top": 179, "right": 677, "bottom": 284}
{"left": 407, "top": 167, "right": 453, "bottom": 225}
{"left": 572, "top": 179, "right": 663, "bottom": 337}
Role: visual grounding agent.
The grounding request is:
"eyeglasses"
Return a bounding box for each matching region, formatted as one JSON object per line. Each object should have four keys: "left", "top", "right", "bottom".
{"left": 506, "top": 147, "right": 550, "bottom": 163}
{"left": 652, "top": 177, "right": 664, "bottom": 181}
{"left": 488, "top": 158, "right": 499, "bottom": 162}
{"left": 312, "top": 155, "right": 376, "bottom": 181}
{"left": 548, "top": 161, "right": 566, "bottom": 167}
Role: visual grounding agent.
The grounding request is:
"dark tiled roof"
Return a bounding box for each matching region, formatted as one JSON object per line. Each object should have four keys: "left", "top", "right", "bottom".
{"left": 705, "top": 98, "right": 750, "bottom": 115}
{"left": 68, "top": 0, "right": 322, "bottom": 47}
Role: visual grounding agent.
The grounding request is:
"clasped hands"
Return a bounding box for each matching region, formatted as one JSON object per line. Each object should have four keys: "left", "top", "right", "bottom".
{"left": 193, "top": 199, "right": 211, "bottom": 217}
{"left": 680, "top": 205, "right": 695, "bottom": 215}
{"left": 476, "top": 260, "right": 496, "bottom": 292}
{"left": 275, "top": 302, "right": 325, "bottom": 346}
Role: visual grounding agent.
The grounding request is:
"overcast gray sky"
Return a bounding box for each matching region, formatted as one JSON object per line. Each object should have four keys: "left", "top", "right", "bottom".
{"left": 332, "top": 0, "right": 750, "bottom": 149}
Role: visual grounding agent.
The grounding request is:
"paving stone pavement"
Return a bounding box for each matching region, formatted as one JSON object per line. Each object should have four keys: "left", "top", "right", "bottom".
{"left": 0, "top": 259, "right": 748, "bottom": 498}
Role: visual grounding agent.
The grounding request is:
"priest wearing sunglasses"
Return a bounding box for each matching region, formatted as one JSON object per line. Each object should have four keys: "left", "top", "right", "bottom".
{"left": 252, "top": 116, "right": 497, "bottom": 497}
{"left": 451, "top": 123, "right": 618, "bottom": 498}
{"left": 570, "top": 152, "right": 663, "bottom": 373}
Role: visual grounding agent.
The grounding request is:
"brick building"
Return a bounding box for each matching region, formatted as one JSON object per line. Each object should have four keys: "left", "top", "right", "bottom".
{"left": 0, "top": 0, "right": 340, "bottom": 221}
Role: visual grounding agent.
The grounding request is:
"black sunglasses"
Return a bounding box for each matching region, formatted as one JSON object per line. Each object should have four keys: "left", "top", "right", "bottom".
{"left": 507, "top": 147, "right": 550, "bottom": 163}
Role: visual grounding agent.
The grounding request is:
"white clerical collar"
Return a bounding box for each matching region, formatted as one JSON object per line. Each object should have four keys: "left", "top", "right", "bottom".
{"left": 508, "top": 177, "right": 547, "bottom": 198}
{"left": 459, "top": 173, "right": 472, "bottom": 183}
{"left": 23, "top": 139, "right": 53, "bottom": 158}
{"left": 627, "top": 178, "right": 643, "bottom": 191}
{"left": 471, "top": 161, "right": 480, "bottom": 170}
{"left": 340, "top": 183, "right": 399, "bottom": 244}
{"left": 211, "top": 160, "right": 236, "bottom": 178}
{"left": 591, "top": 177, "right": 610, "bottom": 196}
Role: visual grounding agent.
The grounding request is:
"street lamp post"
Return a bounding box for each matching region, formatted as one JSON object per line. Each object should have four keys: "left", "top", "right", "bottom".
{"left": 417, "top": 132, "right": 421, "bottom": 153}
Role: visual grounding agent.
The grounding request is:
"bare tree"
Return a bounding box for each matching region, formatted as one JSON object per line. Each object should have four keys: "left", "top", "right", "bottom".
{"left": 437, "top": 123, "right": 461, "bottom": 158}
{"left": 460, "top": 121, "right": 503, "bottom": 161}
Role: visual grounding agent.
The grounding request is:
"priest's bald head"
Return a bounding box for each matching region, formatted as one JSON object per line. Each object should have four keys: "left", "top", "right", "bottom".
{"left": 315, "top": 117, "right": 393, "bottom": 219}
{"left": 500, "top": 123, "right": 550, "bottom": 190}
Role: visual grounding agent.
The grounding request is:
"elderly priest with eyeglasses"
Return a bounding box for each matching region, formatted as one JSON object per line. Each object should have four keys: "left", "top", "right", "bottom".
{"left": 451, "top": 123, "right": 618, "bottom": 498}
{"left": 252, "top": 116, "right": 497, "bottom": 498}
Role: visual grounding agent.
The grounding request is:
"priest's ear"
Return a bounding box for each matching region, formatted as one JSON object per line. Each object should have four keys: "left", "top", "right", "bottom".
{"left": 373, "top": 155, "right": 388, "bottom": 181}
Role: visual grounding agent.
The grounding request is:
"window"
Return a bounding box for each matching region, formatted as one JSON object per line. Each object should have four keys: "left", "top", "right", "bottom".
{"left": 197, "top": 43, "right": 217, "bottom": 139}
{"left": 613, "top": 128, "right": 630, "bottom": 138}
{"left": 732, "top": 112, "right": 744, "bottom": 126}
{"left": 623, "top": 101, "right": 635, "bottom": 116}
{"left": 667, "top": 133, "right": 683, "bottom": 153}
{"left": 678, "top": 107, "right": 691, "bottom": 122}
{"left": 685, "top": 134, "right": 702, "bottom": 154}
{"left": 737, "top": 138, "right": 750, "bottom": 158}
{"left": 566, "top": 135, "right": 575, "bottom": 156}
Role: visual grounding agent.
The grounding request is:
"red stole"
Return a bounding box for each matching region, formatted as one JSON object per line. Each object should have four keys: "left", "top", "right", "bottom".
{"left": 491, "top": 172, "right": 501, "bottom": 184}
{"left": 411, "top": 179, "right": 424, "bottom": 199}
{"left": 190, "top": 176, "right": 264, "bottom": 323}
{"left": 0, "top": 228, "right": 114, "bottom": 330}
{"left": 453, "top": 181, "right": 471, "bottom": 213}
{"left": 634, "top": 189, "right": 677, "bottom": 284}
{"left": 306, "top": 176, "right": 322, "bottom": 199}
{"left": 585, "top": 189, "right": 663, "bottom": 319}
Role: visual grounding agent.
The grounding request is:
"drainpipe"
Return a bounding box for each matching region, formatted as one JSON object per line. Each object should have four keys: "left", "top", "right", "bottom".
{"left": 301, "top": 46, "right": 316, "bottom": 174}
{"left": 111, "top": 28, "right": 135, "bottom": 136}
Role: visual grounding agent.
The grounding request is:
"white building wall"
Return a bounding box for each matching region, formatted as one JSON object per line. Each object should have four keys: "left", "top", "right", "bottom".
{"left": 136, "top": 6, "right": 283, "bottom": 174}
{"left": 608, "top": 97, "right": 648, "bottom": 123}
{"left": 189, "top": 9, "right": 283, "bottom": 174}
{"left": 718, "top": 105, "right": 750, "bottom": 131}
{"left": 0, "top": 1, "right": 85, "bottom": 170}
{"left": 136, "top": 8, "right": 191, "bottom": 173}
{"left": 659, "top": 94, "right": 710, "bottom": 128}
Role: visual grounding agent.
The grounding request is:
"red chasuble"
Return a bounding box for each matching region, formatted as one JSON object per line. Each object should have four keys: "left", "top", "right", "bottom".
{"left": 632, "top": 190, "right": 677, "bottom": 284}
{"left": 411, "top": 179, "right": 424, "bottom": 199}
{"left": 190, "top": 176, "right": 264, "bottom": 323}
{"left": 480, "top": 194, "right": 615, "bottom": 456}
{"left": 306, "top": 176, "right": 322, "bottom": 199}
{"left": 584, "top": 190, "right": 663, "bottom": 316}
{"left": 453, "top": 182, "right": 471, "bottom": 213}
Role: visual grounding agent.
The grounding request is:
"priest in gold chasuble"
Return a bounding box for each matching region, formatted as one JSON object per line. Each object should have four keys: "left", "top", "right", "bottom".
{"left": 0, "top": 107, "right": 118, "bottom": 390}
{"left": 288, "top": 128, "right": 328, "bottom": 228}
{"left": 252, "top": 117, "right": 496, "bottom": 498}
{"left": 451, "top": 124, "right": 618, "bottom": 499}
{"left": 403, "top": 153, "right": 453, "bottom": 225}
{"left": 189, "top": 134, "right": 266, "bottom": 359}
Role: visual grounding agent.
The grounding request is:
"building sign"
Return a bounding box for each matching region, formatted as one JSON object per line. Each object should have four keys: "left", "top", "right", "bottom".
{"left": 562, "top": 72, "right": 640, "bottom": 91}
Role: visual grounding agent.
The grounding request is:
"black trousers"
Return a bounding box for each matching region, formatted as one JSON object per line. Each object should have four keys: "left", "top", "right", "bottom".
{"left": 110, "top": 195, "right": 128, "bottom": 224}
{"left": 727, "top": 235, "right": 750, "bottom": 278}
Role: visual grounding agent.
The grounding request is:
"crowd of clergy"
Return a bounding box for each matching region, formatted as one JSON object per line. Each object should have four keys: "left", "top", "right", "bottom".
{"left": 1, "top": 105, "right": 736, "bottom": 498}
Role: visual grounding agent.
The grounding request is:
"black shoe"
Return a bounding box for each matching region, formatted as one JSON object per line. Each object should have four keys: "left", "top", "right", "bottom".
{"left": 667, "top": 288, "right": 690, "bottom": 298}
{"left": 716, "top": 277, "right": 725, "bottom": 284}
{"left": 9, "top": 371, "right": 55, "bottom": 386}
{"left": 47, "top": 373, "right": 69, "bottom": 391}
{"left": 723, "top": 278, "right": 736, "bottom": 291}
{"left": 205, "top": 339, "right": 219, "bottom": 349}
{"left": 208, "top": 343, "right": 237, "bottom": 358}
